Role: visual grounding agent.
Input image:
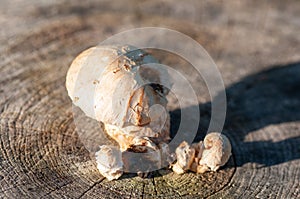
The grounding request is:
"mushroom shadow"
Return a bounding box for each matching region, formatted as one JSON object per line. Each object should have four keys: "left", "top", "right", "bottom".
{"left": 170, "top": 62, "right": 300, "bottom": 167}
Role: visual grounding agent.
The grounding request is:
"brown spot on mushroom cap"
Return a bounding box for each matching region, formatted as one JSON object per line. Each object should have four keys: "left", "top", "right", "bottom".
{"left": 93, "top": 79, "right": 99, "bottom": 84}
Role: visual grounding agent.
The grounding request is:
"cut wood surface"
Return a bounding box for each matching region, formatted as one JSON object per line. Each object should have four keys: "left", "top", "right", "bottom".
{"left": 0, "top": 0, "right": 300, "bottom": 198}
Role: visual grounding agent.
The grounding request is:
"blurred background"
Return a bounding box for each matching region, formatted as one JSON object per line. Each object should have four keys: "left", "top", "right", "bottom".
{"left": 0, "top": 0, "right": 299, "bottom": 198}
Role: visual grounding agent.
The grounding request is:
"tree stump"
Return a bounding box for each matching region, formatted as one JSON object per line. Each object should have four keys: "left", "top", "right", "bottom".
{"left": 1, "top": 0, "right": 299, "bottom": 198}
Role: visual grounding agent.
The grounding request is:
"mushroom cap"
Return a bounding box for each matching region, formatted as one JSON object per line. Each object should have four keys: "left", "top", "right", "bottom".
{"left": 66, "top": 45, "right": 171, "bottom": 138}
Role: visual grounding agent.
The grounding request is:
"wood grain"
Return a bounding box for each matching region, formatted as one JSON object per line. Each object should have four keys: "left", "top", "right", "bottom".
{"left": 1, "top": 0, "right": 300, "bottom": 198}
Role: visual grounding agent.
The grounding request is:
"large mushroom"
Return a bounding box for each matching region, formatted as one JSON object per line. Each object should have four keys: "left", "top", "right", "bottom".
{"left": 66, "top": 45, "right": 172, "bottom": 180}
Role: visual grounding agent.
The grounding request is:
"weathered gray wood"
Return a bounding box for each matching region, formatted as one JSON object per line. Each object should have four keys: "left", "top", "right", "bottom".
{"left": 1, "top": 0, "right": 300, "bottom": 198}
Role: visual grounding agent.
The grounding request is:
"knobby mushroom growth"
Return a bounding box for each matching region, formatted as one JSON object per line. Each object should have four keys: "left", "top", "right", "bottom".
{"left": 66, "top": 45, "right": 232, "bottom": 180}
{"left": 172, "top": 132, "right": 232, "bottom": 174}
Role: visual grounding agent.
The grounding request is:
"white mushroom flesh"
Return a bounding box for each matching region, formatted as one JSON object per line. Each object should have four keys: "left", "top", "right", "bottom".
{"left": 95, "top": 145, "right": 123, "bottom": 181}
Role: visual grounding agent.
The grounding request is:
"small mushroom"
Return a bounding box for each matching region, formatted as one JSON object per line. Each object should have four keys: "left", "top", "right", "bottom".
{"left": 172, "top": 133, "right": 232, "bottom": 174}
{"left": 198, "top": 132, "right": 232, "bottom": 172}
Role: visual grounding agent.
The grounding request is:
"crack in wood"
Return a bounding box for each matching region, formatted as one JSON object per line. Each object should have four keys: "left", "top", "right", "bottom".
{"left": 77, "top": 178, "right": 105, "bottom": 199}
{"left": 152, "top": 177, "right": 157, "bottom": 196}
{"left": 207, "top": 153, "right": 237, "bottom": 198}
{"left": 141, "top": 182, "right": 145, "bottom": 199}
